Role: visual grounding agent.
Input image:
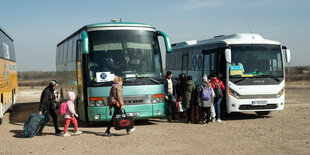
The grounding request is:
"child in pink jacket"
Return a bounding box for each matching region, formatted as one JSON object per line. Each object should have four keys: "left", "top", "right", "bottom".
{"left": 63, "top": 92, "right": 82, "bottom": 137}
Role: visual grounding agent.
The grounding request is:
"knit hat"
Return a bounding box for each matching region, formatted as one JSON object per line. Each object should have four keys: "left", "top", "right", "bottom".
{"left": 202, "top": 74, "right": 208, "bottom": 82}
{"left": 166, "top": 71, "right": 172, "bottom": 76}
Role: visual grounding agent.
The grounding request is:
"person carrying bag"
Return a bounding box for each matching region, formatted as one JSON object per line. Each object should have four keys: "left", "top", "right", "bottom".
{"left": 104, "top": 76, "right": 135, "bottom": 136}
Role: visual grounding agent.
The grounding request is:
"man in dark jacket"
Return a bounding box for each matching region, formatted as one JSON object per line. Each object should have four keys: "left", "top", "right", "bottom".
{"left": 164, "top": 71, "right": 177, "bottom": 122}
{"left": 38, "top": 80, "right": 62, "bottom": 135}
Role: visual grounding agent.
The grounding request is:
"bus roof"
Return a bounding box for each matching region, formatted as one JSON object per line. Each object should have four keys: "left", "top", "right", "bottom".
{"left": 85, "top": 22, "right": 155, "bottom": 29}
{"left": 0, "top": 27, "right": 14, "bottom": 41}
{"left": 172, "top": 33, "right": 281, "bottom": 50}
{"left": 57, "top": 22, "right": 155, "bottom": 46}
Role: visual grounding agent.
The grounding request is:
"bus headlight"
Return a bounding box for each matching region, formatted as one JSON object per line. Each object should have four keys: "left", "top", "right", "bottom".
{"left": 229, "top": 88, "right": 240, "bottom": 99}
{"left": 277, "top": 87, "right": 285, "bottom": 98}
{"left": 152, "top": 94, "right": 164, "bottom": 103}
{"left": 89, "top": 97, "right": 106, "bottom": 106}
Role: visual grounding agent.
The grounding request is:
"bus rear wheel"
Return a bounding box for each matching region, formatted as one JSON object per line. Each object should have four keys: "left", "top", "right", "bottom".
{"left": 8, "top": 94, "right": 16, "bottom": 112}
{"left": 255, "top": 111, "right": 271, "bottom": 116}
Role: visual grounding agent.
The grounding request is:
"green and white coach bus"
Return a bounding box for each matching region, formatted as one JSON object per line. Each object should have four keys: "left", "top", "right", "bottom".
{"left": 56, "top": 22, "right": 172, "bottom": 123}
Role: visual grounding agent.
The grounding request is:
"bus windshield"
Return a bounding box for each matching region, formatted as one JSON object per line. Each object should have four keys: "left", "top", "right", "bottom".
{"left": 229, "top": 44, "right": 283, "bottom": 79}
{"left": 87, "top": 30, "right": 162, "bottom": 86}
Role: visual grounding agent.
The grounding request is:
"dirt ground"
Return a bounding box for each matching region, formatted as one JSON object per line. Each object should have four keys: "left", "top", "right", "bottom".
{"left": 0, "top": 83, "right": 310, "bottom": 155}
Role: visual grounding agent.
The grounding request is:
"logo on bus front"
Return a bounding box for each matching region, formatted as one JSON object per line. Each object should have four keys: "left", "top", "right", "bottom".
{"left": 100, "top": 73, "right": 107, "bottom": 80}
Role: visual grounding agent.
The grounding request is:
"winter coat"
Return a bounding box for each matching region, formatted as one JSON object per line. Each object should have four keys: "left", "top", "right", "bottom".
{"left": 210, "top": 78, "right": 225, "bottom": 98}
{"left": 108, "top": 82, "right": 124, "bottom": 109}
{"left": 182, "top": 80, "right": 196, "bottom": 108}
{"left": 197, "top": 82, "right": 215, "bottom": 107}
{"left": 176, "top": 80, "right": 186, "bottom": 99}
{"left": 39, "top": 85, "right": 55, "bottom": 112}
{"left": 65, "top": 92, "right": 77, "bottom": 119}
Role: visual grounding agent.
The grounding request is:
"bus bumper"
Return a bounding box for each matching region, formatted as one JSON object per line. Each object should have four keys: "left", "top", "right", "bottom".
{"left": 226, "top": 93, "right": 285, "bottom": 113}
{"left": 87, "top": 103, "right": 165, "bottom": 122}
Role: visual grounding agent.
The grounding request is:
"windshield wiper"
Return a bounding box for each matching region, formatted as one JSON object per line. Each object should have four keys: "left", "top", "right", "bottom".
{"left": 139, "top": 77, "right": 161, "bottom": 84}
{"left": 125, "top": 76, "right": 161, "bottom": 84}
{"left": 92, "top": 81, "right": 114, "bottom": 87}
{"left": 233, "top": 77, "right": 246, "bottom": 84}
{"left": 261, "top": 75, "right": 281, "bottom": 82}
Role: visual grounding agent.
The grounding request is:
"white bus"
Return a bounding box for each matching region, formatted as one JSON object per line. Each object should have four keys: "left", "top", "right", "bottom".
{"left": 167, "top": 33, "right": 291, "bottom": 115}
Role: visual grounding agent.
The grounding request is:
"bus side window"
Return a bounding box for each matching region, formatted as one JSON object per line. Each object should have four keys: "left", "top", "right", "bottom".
{"left": 203, "top": 54, "right": 210, "bottom": 76}
{"left": 76, "top": 38, "right": 81, "bottom": 61}
{"left": 210, "top": 53, "right": 216, "bottom": 73}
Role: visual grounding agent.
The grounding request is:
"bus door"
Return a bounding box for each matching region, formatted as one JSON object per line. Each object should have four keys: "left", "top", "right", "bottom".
{"left": 202, "top": 50, "right": 216, "bottom": 76}
{"left": 76, "top": 38, "right": 87, "bottom": 121}
{"left": 203, "top": 48, "right": 226, "bottom": 81}
{"left": 182, "top": 54, "right": 189, "bottom": 75}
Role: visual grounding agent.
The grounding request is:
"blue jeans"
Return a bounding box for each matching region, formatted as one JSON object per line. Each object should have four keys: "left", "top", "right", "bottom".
{"left": 214, "top": 98, "right": 222, "bottom": 119}
{"left": 165, "top": 94, "right": 175, "bottom": 118}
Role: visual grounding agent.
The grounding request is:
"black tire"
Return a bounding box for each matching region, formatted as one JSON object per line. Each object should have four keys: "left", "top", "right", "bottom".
{"left": 8, "top": 93, "right": 16, "bottom": 112}
{"left": 255, "top": 111, "right": 271, "bottom": 116}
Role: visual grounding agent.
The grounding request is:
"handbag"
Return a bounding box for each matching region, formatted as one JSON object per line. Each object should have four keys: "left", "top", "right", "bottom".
{"left": 113, "top": 109, "right": 134, "bottom": 130}
{"left": 177, "top": 101, "right": 184, "bottom": 112}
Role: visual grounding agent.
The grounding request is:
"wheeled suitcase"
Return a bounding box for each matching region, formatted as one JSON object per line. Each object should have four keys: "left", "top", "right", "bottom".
{"left": 113, "top": 110, "right": 134, "bottom": 130}
{"left": 191, "top": 104, "right": 202, "bottom": 123}
{"left": 23, "top": 113, "right": 45, "bottom": 138}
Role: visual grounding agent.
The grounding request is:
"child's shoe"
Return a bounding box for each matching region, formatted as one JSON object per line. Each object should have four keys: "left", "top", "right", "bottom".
{"left": 62, "top": 132, "right": 71, "bottom": 137}
{"left": 73, "top": 130, "right": 82, "bottom": 135}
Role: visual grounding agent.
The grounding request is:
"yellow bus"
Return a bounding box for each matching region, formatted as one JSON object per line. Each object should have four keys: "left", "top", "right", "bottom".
{"left": 0, "top": 27, "right": 18, "bottom": 125}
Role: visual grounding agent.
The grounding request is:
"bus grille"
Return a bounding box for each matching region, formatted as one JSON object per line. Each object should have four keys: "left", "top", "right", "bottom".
{"left": 123, "top": 96, "right": 145, "bottom": 105}
{"left": 238, "top": 94, "right": 278, "bottom": 99}
{"left": 239, "top": 104, "right": 277, "bottom": 110}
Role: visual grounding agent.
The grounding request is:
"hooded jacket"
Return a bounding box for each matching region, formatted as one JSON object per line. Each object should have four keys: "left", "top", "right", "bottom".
{"left": 39, "top": 84, "right": 56, "bottom": 112}
{"left": 65, "top": 92, "right": 77, "bottom": 119}
{"left": 210, "top": 77, "right": 225, "bottom": 98}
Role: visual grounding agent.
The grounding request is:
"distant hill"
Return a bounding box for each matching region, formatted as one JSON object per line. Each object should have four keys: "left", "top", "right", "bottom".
{"left": 17, "top": 71, "right": 56, "bottom": 86}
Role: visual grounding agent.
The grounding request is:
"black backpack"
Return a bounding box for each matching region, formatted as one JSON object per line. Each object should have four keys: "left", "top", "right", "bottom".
{"left": 213, "top": 81, "right": 223, "bottom": 99}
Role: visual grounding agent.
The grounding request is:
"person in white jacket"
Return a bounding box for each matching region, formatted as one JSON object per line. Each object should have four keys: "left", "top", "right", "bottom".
{"left": 63, "top": 92, "right": 82, "bottom": 137}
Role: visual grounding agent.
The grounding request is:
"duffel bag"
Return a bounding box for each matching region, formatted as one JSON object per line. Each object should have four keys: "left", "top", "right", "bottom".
{"left": 113, "top": 109, "right": 134, "bottom": 130}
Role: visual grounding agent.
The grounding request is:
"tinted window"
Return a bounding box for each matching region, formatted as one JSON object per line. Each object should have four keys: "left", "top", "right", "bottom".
{"left": 63, "top": 42, "right": 68, "bottom": 63}
{"left": 72, "top": 36, "right": 77, "bottom": 61}
{"left": 68, "top": 39, "right": 73, "bottom": 62}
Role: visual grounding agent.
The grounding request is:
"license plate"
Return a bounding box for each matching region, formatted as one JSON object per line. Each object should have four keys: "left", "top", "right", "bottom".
{"left": 252, "top": 101, "right": 267, "bottom": 106}
{"left": 127, "top": 112, "right": 139, "bottom": 117}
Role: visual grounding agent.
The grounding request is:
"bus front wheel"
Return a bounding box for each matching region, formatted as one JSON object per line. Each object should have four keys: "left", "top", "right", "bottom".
{"left": 255, "top": 111, "right": 271, "bottom": 116}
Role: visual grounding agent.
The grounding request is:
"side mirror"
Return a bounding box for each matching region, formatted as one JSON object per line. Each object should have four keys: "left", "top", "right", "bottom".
{"left": 81, "top": 30, "right": 89, "bottom": 54}
{"left": 285, "top": 49, "right": 291, "bottom": 63}
{"left": 157, "top": 30, "right": 172, "bottom": 53}
{"left": 225, "top": 48, "right": 231, "bottom": 63}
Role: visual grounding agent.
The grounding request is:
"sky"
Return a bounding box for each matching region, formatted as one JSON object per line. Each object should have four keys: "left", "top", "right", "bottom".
{"left": 0, "top": 0, "right": 309, "bottom": 71}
